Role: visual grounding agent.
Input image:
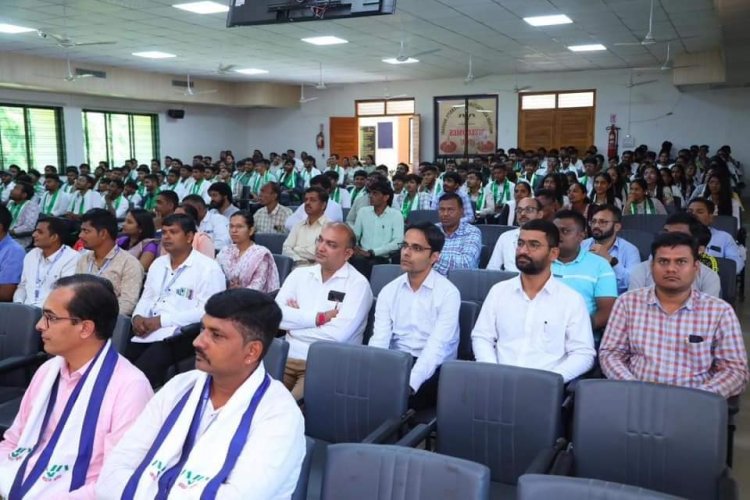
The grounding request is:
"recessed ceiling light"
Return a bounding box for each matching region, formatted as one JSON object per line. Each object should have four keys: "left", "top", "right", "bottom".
{"left": 172, "top": 1, "right": 229, "bottom": 14}
{"left": 301, "top": 36, "right": 348, "bottom": 46}
{"left": 132, "top": 51, "right": 177, "bottom": 59}
{"left": 234, "top": 68, "right": 269, "bottom": 75}
{"left": 523, "top": 15, "right": 573, "bottom": 27}
{"left": 382, "top": 57, "right": 419, "bottom": 65}
{"left": 568, "top": 44, "right": 607, "bottom": 52}
{"left": 0, "top": 23, "right": 35, "bottom": 34}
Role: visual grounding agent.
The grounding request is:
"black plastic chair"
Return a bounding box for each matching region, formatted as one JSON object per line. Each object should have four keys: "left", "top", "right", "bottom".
{"left": 111, "top": 315, "right": 133, "bottom": 355}
{"left": 273, "top": 253, "right": 294, "bottom": 285}
{"left": 621, "top": 214, "right": 668, "bottom": 234}
{"left": 712, "top": 216, "right": 738, "bottom": 239}
{"left": 475, "top": 224, "right": 516, "bottom": 251}
{"left": 457, "top": 301, "right": 480, "bottom": 361}
{"left": 291, "top": 436, "right": 315, "bottom": 500}
{"left": 618, "top": 229, "right": 653, "bottom": 262}
{"left": 518, "top": 474, "right": 683, "bottom": 499}
{"left": 406, "top": 209, "right": 439, "bottom": 225}
{"left": 370, "top": 264, "right": 404, "bottom": 297}
{"left": 255, "top": 233, "right": 287, "bottom": 255}
{"left": 0, "top": 304, "right": 46, "bottom": 401}
{"left": 264, "top": 338, "right": 289, "bottom": 380}
{"left": 716, "top": 257, "right": 737, "bottom": 304}
{"left": 447, "top": 269, "right": 517, "bottom": 306}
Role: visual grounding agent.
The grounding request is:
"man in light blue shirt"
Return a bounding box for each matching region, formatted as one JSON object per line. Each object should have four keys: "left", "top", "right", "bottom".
{"left": 0, "top": 204, "right": 25, "bottom": 302}
{"left": 687, "top": 198, "right": 744, "bottom": 273}
{"left": 553, "top": 210, "right": 618, "bottom": 338}
{"left": 434, "top": 192, "right": 481, "bottom": 275}
{"left": 581, "top": 204, "right": 642, "bottom": 294}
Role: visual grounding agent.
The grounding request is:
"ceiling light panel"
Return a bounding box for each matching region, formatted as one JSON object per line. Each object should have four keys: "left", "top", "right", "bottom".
{"left": 132, "top": 51, "right": 177, "bottom": 59}
{"left": 173, "top": 1, "right": 229, "bottom": 14}
{"left": 0, "top": 23, "right": 35, "bottom": 34}
{"left": 523, "top": 15, "right": 573, "bottom": 27}
{"left": 234, "top": 68, "right": 269, "bottom": 75}
{"left": 568, "top": 44, "right": 607, "bottom": 52}
{"left": 301, "top": 36, "right": 348, "bottom": 46}
{"left": 382, "top": 58, "right": 419, "bottom": 64}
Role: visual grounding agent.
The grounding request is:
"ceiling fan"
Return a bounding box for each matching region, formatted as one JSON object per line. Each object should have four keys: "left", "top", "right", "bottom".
{"left": 390, "top": 40, "right": 440, "bottom": 62}
{"left": 632, "top": 43, "right": 694, "bottom": 71}
{"left": 315, "top": 62, "right": 327, "bottom": 90}
{"left": 63, "top": 55, "right": 94, "bottom": 82}
{"left": 37, "top": 30, "right": 116, "bottom": 48}
{"left": 215, "top": 63, "right": 238, "bottom": 75}
{"left": 177, "top": 74, "right": 217, "bottom": 96}
{"left": 463, "top": 55, "right": 490, "bottom": 85}
{"left": 299, "top": 83, "right": 318, "bottom": 104}
{"left": 625, "top": 71, "right": 657, "bottom": 88}
{"left": 614, "top": 0, "right": 679, "bottom": 47}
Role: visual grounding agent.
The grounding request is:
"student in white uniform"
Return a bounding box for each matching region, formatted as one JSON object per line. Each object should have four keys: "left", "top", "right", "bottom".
{"left": 38, "top": 174, "right": 71, "bottom": 217}
{"left": 97, "top": 288, "right": 305, "bottom": 499}
{"left": 182, "top": 194, "right": 231, "bottom": 251}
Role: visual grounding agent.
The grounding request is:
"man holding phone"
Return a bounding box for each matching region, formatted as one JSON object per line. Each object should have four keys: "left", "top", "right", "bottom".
{"left": 275, "top": 222, "right": 373, "bottom": 400}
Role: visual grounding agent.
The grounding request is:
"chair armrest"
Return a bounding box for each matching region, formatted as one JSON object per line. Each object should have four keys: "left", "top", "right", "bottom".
{"left": 548, "top": 445, "right": 574, "bottom": 476}
{"left": 524, "top": 438, "right": 568, "bottom": 474}
{"left": 718, "top": 468, "right": 737, "bottom": 500}
{"left": 361, "top": 410, "right": 415, "bottom": 444}
{"left": 394, "top": 418, "right": 437, "bottom": 448}
{"left": 0, "top": 353, "right": 48, "bottom": 375}
{"left": 174, "top": 322, "right": 201, "bottom": 339}
{"left": 728, "top": 395, "right": 740, "bottom": 416}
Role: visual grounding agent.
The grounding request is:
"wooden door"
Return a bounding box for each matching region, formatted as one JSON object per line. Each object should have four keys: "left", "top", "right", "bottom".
{"left": 329, "top": 117, "right": 358, "bottom": 159}
{"left": 518, "top": 109, "right": 556, "bottom": 151}
{"left": 518, "top": 106, "right": 594, "bottom": 152}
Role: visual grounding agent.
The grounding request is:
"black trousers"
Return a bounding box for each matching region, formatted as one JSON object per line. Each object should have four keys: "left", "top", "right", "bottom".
{"left": 124, "top": 329, "right": 198, "bottom": 388}
{"left": 409, "top": 357, "right": 441, "bottom": 412}
{"left": 349, "top": 255, "right": 389, "bottom": 280}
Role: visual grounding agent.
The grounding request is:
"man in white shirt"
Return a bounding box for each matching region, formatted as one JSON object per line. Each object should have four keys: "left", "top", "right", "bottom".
{"left": 284, "top": 175, "right": 343, "bottom": 231}
{"left": 299, "top": 157, "right": 322, "bottom": 188}
{"left": 66, "top": 174, "right": 103, "bottom": 221}
{"left": 276, "top": 222, "right": 373, "bottom": 400}
{"left": 182, "top": 194, "right": 231, "bottom": 251}
{"left": 186, "top": 165, "right": 211, "bottom": 204}
{"left": 126, "top": 213, "right": 226, "bottom": 387}
{"left": 0, "top": 171, "right": 15, "bottom": 205}
{"left": 369, "top": 222, "right": 460, "bottom": 410}
{"left": 104, "top": 179, "right": 129, "bottom": 219}
{"left": 97, "top": 288, "right": 305, "bottom": 499}
{"left": 208, "top": 182, "right": 240, "bottom": 220}
{"left": 13, "top": 217, "right": 79, "bottom": 306}
{"left": 324, "top": 170, "right": 351, "bottom": 208}
{"left": 487, "top": 197, "right": 543, "bottom": 272}
{"left": 472, "top": 219, "right": 596, "bottom": 381}
{"left": 38, "top": 174, "right": 70, "bottom": 217}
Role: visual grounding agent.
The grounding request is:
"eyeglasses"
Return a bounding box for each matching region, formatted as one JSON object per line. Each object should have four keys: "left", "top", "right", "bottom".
{"left": 516, "top": 240, "right": 546, "bottom": 251}
{"left": 41, "top": 313, "right": 81, "bottom": 329}
{"left": 399, "top": 242, "right": 432, "bottom": 253}
{"left": 590, "top": 218, "right": 615, "bottom": 227}
{"left": 515, "top": 207, "right": 539, "bottom": 214}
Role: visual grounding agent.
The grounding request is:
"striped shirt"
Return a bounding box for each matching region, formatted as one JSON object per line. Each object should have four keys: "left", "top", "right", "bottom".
{"left": 600, "top": 287, "right": 749, "bottom": 398}
{"left": 552, "top": 248, "right": 618, "bottom": 315}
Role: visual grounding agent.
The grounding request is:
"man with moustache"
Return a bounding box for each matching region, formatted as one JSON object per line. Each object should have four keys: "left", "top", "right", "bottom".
{"left": 486, "top": 197, "right": 544, "bottom": 272}
{"left": 471, "top": 219, "right": 595, "bottom": 381}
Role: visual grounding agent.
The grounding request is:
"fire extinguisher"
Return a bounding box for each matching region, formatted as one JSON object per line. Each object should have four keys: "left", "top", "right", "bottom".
{"left": 606, "top": 125, "right": 620, "bottom": 159}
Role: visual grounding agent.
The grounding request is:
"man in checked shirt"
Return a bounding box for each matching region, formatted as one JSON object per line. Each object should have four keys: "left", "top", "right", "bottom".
{"left": 599, "top": 231, "right": 748, "bottom": 398}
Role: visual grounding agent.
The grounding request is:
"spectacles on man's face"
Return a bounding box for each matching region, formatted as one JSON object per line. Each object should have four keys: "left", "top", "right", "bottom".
{"left": 515, "top": 206, "right": 539, "bottom": 215}
{"left": 40, "top": 312, "right": 81, "bottom": 329}
{"left": 590, "top": 218, "right": 615, "bottom": 227}
{"left": 399, "top": 242, "right": 432, "bottom": 253}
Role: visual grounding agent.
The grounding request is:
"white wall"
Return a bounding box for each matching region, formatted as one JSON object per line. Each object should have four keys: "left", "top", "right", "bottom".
{"left": 243, "top": 68, "right": 750, "bottom": 168}
{"left": 0, "top": 87, "right": 247, "bottom": 165}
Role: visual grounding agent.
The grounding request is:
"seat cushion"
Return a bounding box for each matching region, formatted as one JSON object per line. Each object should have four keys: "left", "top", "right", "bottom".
{"left": 491, "top": 480, "right": 517, "bottom": 499}
{"left": 0, "top": 386, "right": 26, "bottom": 404}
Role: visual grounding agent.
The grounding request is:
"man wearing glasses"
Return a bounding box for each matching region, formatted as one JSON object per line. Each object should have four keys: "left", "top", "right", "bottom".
{"left": 581, "top": 204, "right": 641, "bottom": 294}
{"left": 369, "top": 222, "right": 460, "bottom": 410}
{"left": 472, "top": 219, "right": 595, "bottom": 380}
{"left": 486, "top": 197, "right": 544, "bottom": 272}
{"left": 275, "top": 222, "right": 373, "bottom": 401}
{"left": 0, "top": 275, "right": 152, "bottom": 498}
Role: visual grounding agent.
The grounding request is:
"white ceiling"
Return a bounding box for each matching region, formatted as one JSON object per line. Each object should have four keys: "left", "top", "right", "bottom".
{"left": 0, "top": 0, "right": 723, "bottom": 85}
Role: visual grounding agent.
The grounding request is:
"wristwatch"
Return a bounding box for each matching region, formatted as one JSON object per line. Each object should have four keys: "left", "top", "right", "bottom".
{"left": 609, "top": 257, "right": 619, "bottom": 267}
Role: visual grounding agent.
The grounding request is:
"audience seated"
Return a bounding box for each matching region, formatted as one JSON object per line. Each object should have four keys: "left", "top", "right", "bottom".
{"left": 217, "top": 211, "right": 280, "bottom": 293}
{"left": 208, "top": 181, "right": 239, "bottom": 220}
{"left": 581, "top": 204, "right": 641, "bottom": 294}
{"left": 0, "top": 171, "right": 16, "bottom": 205}
{"left": 624, "top": 178, "right": 667, "bottom": 215}
{"left": 187, "top": 164, "right": 210, "bottom": 203}
{"left": 13, "top": 218, "right": 79, "bottom": 306}
{"left": 181, "top": 194, "right": 231, "bottom": 251}
{"left": 325, "top": 170, "right": 351, "bottom": 209}
{"left": 472, "top": 219, "right": 595, "bottom": 381}
{"left": 97, "top": 289, "right": 305, "bottom": 498}
{"left": 687, "top": 197, "right": 744, "bottom": 273}
{"left": 369, "top": 222, "right": 460, "bottom": 410}
{"left": 0, "top": 206, "right": 24, "bottom": 302}
{"left": 434, "top": 192, "right": 481, "bottom": 275}
{"left": 65, "top": 174, "right": 103, "bottom": 221}
{"left": 346, "top": 171, "right": 382, "bottom": 226}
{"left": 75, "top": 209, "right": 144, "bottom": 315}
{"left": 600, "top": 231, "right": 749, "bottom": 398}
{"left": 275, "top": 222, "right": 372, "bottom": 400}
{"left": 38, "top": 174, "right": 71, "bottom": 217}
{"left": 282, "top": 187, "right": 330, "bottom": 267}
{"left": 347, "top": 169, "right": 368, "bottom": 208}
{"left": 629, "top": 212, "right": 721, "bottom": 297}
{"left": 7, "top": 182, "right": 40, "bottom": 247}
{"left": 103, "top": 179, "right": 129, "bottom": 219}
{"left": 432, "top": 172, "right": 473, "bottom": 224}
{"left": 284, "top": 174, "right": 343, "bottom": 231}
{"left": 126, "top": 213, "right": 226, "bottom": 387}
{"left": 486, "top": 197, "right": 543, "bottom": 272}
{"left": 553, "top": 210, "right": 618, "bottom": 339}
{"left": 254, "top": 182, "right": 293, "bottom": 234}
{"left": 396, "top": 173, "right": 432, "bottom": 219}
{"left": 117, "top": 209, "right": 159, "bottom": 272}
{"left": 0, "top": 275, "right": 152, "bottom": 498}
{"left": 507, "top": 181, "right": 533, "bottom": 226}
{"left": 277, "top": 159, "right": 305, "bottom": 205}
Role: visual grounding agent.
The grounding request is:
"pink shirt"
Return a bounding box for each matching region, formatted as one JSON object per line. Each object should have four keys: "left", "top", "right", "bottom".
{"left": 0, "top": 354, "right": 153, "bottom": 499}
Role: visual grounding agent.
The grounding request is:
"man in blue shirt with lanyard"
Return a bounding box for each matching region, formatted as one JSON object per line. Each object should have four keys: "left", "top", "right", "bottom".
{"left": 0, "top": 205, "right": 24, "bottom": 302}
{"left": 97, "top": 289, "right": 305, "bottom": 499}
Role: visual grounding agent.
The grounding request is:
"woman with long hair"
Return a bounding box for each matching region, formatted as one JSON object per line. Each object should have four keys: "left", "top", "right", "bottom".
{"left": 609, "top": 164, "right": 629, "bottom": 200}
{"left": 542, "top": 173, "right": 568, "bottom": 206}
{"left": 670, "top": 164, "right": 691, "bottom": 202}
{"left": 701, "top": 172, "right": 742, "bottom": 228}
{"left": 589, "top": 172, "right": 622, "bottom": 209}
{"left": 217, "top": 210, "right": 280, "bottom": 292}
{"left": 565, "top": 181, "right": 593, "bottom": 220}
{"left": 624, "top": 178, "right": 667, "bottom": 215}
{"left": 116, "top": 208, "right": 159, "bottom": 271}
{"left": 642, "top": 165, "right": 674, "bottom": 208}
{"left": 659, "top": 167, "right": 683, "bottom": 208}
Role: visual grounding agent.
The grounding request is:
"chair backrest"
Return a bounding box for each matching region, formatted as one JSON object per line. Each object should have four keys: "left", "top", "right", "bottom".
{"left": 621, "top": 214, "right": 668, "bottom": 234}
{"left": 457, "top": 301, "right": 479, "bottom": 361}
{"left": 478, "top": 244, "right": 489, "bottom": 269}
{"left": 291, "top": 436, "right": 316, "bottom": 500}
{"left": 370, "top": 264, "right": 404, "bottom": 297}
{"left": 617, "top": 229, "right": 653, "bottom": 262}
{"left": 715, "top": 256, "right": 737, "bottom": 304}
{"left": 111, "top": 315, "right": 133, "bottom": 354}
{"left": 0, "top": 304, "right": 43, "bottom": 387}
{"left": 447, "top": 268, "right": 517, "bottom": 305}
{"left": 712, "top": 215, "right": 738, "bottom": 239}
{"left": 304, "top": 342, "right": 411, "bottom": 444}
{"left": 406, "top": 209, "right": 439, "bottom": 225}
{"left": 322, "top": 444, "right": 490, "bottom": 500}
{"left": 436, "top": 361, "right": 564, "bottom": 485}
{"left": 518, "top": 474, "right": 683, "bottom": 500}
{"left": 255, "top": 233, "right": 287, "bottom": 255}
{"left": 573, "top": 380, "right": 728, "bottom": 499}
{"left": 362, "top": 298, "right": 376, "bottom": 345}
{"left": 342, "top": 207, "right": 350, "bottom": 221}
{"left": 475, "top": 224, "right": 516, "bottom": 250}
{"left": 273, "top": 254, "right": 295, "bottom": 285}
{"left": 263, "top": 338, "right": 289, "bottom": 380}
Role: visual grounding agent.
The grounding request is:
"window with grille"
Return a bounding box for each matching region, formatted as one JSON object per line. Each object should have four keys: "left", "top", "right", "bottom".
{"left": 0, "top": 104, "right": 64, "bottom": 171}
{"left": 82, "top": 110, "right": 159, "bottom": 166}
{"left": 356, "top": 98, "right": 415, "bottom": 116}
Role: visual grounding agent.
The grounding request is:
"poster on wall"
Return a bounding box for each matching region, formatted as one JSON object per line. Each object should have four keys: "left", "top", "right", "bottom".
{"left": 359, "top": 126, "right": 376, "bottom": 161}
{"left": 434, "top": 95, "right": 498, "bottom": 158}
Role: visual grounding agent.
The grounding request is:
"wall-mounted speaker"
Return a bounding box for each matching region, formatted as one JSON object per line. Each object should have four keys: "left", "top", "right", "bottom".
{"left": 167, "top": 109, "right": 185, "bottom": 119}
